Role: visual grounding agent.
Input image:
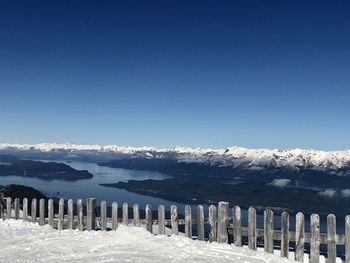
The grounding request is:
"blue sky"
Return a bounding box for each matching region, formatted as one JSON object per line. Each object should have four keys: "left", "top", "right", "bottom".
{"left": 0, "top": 1, "right": 349, "bottom": 150}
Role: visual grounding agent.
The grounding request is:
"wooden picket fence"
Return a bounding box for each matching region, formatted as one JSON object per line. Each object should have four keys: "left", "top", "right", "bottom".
{"left": 1, "top": 196, "right": 349, "bottom": 263}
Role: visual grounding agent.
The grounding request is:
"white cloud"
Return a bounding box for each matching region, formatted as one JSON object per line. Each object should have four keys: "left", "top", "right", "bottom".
{"left": 269, "top": 179, "right": 291, "bottom": 187}
{"left": 249, "top": 166, "right": 265, "bottom": 171}
{"left": 318, "top": 189, "right": 336, "bottom": 198}
{"left": 341, "top": 189, "right": 350, "bottom": 197}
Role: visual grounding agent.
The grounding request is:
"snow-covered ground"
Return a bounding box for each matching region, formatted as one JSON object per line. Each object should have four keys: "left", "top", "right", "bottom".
{"left": 0, "top": 220, "right": 344, "bottom": 262}
{"left": 0, "top": 220, "right": 296, "bottom": 263}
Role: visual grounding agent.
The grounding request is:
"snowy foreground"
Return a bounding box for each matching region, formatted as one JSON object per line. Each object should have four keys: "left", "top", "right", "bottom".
{"left": 0, "top": 220, "right": 296, "bottom": 263}
{"left": 0, "top": 220, "right": 343, "bottom": 263}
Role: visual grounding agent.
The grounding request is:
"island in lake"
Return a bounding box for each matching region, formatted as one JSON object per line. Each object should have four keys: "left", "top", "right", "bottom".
{"left": 0, "top": 155, "right": 93, "bottom": 181}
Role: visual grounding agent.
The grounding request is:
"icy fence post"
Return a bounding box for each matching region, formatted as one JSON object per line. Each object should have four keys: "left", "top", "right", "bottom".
{"left": 122, "top": 203, "right": 128, "bottom": 225}
{"left": 158, "top": 205, "right": 165, "bottom": 235}
{"left": 233, "top": 206, "right": 242, "bottom": 246}
{"left": 171, "top": 205, "right": 178, "bottom": 235}
{"left": 217, "top": 201, "right": 229, "bottom": 243}
{"left": 145, "top": 204, "right": 152, "bottom": 233}
{"left": 295, "top": 212, "right": 305, "bottom": 262}
{"left": 310, "top": 213, "right": 320, "bottom": 263}
{"left": 280, "top": 212, "right": 289, "bottom": 258}
{"left": 31, "top": 198, "right": 37, "bottom": 223}
{"left": 22, "top": 198, "right": 28, "bottom": 221}
{"left": 248, "top": 207, "right": 257, "bottom": 250}
{"left": 133, "top": 204, "right": 140, "bottom": 227}
{"left": 327, "top": 214, "right": 336, "bottom": 263}
{"left": 87, "top": 198, "right": 96, "bottom": 231}
{"left": 0, "top": 193, "right": 4, "bottom": 219}
{"left": 39, "top": 199, "right": 45, "bottom": 226}
{"left": 112, "top": 202, "right": 118, "bottom": 231}
{"left": 48, "top": 199, "right": 54, "bottom": 227}
{"left": 67, "top": 199, "right": 73, "bottom": 229}
{"left": 185, "top": 205, "right": 192, "bottom": 238}
{"left": 6, "top": 197, "right": 12, "bottom": 220}
{"left": 14, "top": 198, "right": 20, "bottom": 220}
{"left": 209, "top": 205, "right": 217, "bottom": 242}
{"left": 264, "top": 209, "right": 274, "bottom": 253}
{"left": 346, "top": 215, "right": 350, "bottom": 263}
{"left": 101, "top": 201, "right": 107, "bottom": 231}
{"left": 77, "top": 199, "right": 83, "bottom": 231}
{"left": 197, "top": 205, "right": 205, "bottom": 241}
{"left": 58, "top": 198, "right": 64, "bottom": 230}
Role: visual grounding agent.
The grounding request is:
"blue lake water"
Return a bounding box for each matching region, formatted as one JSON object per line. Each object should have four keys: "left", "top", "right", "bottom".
{"left": 0, "top": 160, "right": 181, "bottom": 209}
{"left": 0, "top": 160, "right": 346, "bottom": 243}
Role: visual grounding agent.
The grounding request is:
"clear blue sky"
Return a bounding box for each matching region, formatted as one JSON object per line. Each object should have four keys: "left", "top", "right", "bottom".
{"left": 0, "top": 1, "right": 349, "bottom": 150}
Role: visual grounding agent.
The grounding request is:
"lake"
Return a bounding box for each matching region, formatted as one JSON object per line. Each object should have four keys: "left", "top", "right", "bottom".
{"left": 0, "top": 160, "right": 182, "bottom": 209}
{"left": 0, "top": 160, "right": 346, "bottom": 239}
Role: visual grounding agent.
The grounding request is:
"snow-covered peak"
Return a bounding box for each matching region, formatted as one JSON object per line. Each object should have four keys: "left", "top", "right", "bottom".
{"left": 0, "top": 142, "right": 158, "bottom": 154}
{"left": 0, "top": 142, "right": 349, "bottom": 170}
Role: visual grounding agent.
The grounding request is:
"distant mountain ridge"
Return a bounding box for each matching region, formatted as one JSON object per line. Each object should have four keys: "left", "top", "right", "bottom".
{"left": 1, "top": 143, "right": 350, "bottom": 172}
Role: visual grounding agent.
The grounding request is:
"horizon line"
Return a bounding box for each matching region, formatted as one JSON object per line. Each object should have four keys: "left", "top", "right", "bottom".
{"left": 1, "top": 142, "right": 349, "bottom": 153}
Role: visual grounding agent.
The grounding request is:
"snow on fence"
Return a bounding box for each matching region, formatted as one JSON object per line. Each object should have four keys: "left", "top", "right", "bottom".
{"left": 0, "top": 195, "right": 348, "bottom": 263}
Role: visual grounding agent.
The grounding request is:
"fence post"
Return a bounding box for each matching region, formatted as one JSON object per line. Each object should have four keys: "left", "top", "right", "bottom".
{"left": 295, "top": 212, "right": 305, "bottom": 262}
{"left": 87, "top": 198, "right": 96, "bottom": 231}
{"left": 0, "top": 193, "right": 4, "bottom": 219}
{"left": 76, "top": 199, "right": 83, "bottom": 231}
{"left": 14, "top": 198, "right": 20, "bottom": 220}
{"left": 197, "top": 205, "right": 205, "bottom": 241}
{"left": 58, "top": 198, "right": 64, "bottom": 230}
{"left": 158, "top": 205, "right": 165, "bottom": 235}
{"left": 122, "top": 203, "right": 128, "bottom": 225}
{"left": 171, "top": 205, "right": 178, "bottom": 235}
{"left": 23, "top": 198, "right": 28, "bottom": 221}
{"left": 310, "top": 213, "right": 320, "bottom": 263}
{"left": 39, "top": 199, "right": 45, "bottom": 226}
{"left": 346, "top": 215, "right": 350, "bottom": 263}
{"left": 133, "top": 204, "right": 140, "bottom": 226}
{"left": 31, "top": 198, "right": 37, "bottom": 223}
{"left": 6, "top": 197, "right": 12, "bottom": 220}
{"left": 185, "top": 205, "right": 192, "bottom": 238}
{"left": 112, "top": 202, "right": 118, "bottom": 231}
{"left": 101, "top": 201, "right": 107, "bottom": 231}
{"left": 248, "top": 207, "right": 257, "bottom": 250}
{"left": 217, "top": 201, "right": 229, "bottom": 243}
{"left": 233, "top": 206, "right": 242, "bottom": 246}
{"left": 327, "top": 214, "right": 336, "bottom": 263}
{"left": 67, "top": 199, "right": 73, "bottom": 229}
{"left": 209, "top": 205, "right": 217, "bottom": 242}
{"left": 146, "top": 204, "right": 152, "bottom": 233}
{"left": 264, "top": 209, "right": 274, "bottom": 253}
{"left": 48, "top": 199, "right": 54, "bottom": 227}
{"left": 14, "top": 198, "right": 20, "bottom": 219}
{"left": 281, "top": 211, "right": 289, "bottom": 258}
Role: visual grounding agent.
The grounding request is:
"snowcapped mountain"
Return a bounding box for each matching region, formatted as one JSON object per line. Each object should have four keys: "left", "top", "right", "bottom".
{"left": 0, "top": 142, "right": 350, "bottom": 171}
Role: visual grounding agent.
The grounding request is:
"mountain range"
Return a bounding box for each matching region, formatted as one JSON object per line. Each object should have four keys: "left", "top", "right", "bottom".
{"left": 0, "top": 143, "right": 349, "bottom": 173}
